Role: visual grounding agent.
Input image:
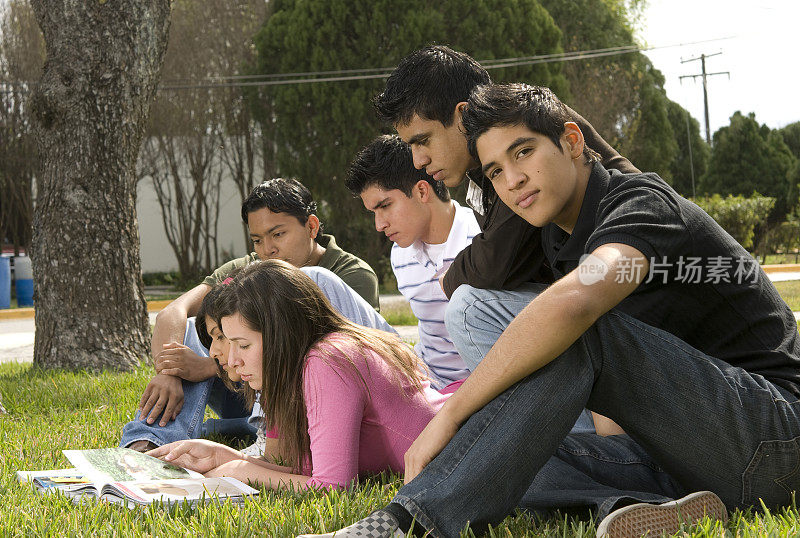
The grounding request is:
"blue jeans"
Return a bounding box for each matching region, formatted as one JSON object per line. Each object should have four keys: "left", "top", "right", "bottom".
{"left": 119, "top": 317, "right": 257, "bottom": 447}
{"left": 445, "top": 284, "right": 595, "bottom": 434}
{"left": 395, "top": 285, "right": 800, "bottom": 537}
{"left": 120, "top": 266, "right": 397, "bottom": 448}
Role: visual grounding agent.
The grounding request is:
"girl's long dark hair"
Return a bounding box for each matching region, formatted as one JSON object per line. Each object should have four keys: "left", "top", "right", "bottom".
{"left": 215, "top": 259, "right": 426, "bottom": 472}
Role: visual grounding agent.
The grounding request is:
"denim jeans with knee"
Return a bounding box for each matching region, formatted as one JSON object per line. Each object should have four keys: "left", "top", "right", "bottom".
{"left": 396, "top": 286, "right": 800, "bottom": 538}
{"left": 444, "top": 284, "right": 595, "bottom": 433}
{"left": 120, "top": 266, "right": 396, "bottom": 448}
{"left": 119, "top": 317, "right": 255, "bottom": 448}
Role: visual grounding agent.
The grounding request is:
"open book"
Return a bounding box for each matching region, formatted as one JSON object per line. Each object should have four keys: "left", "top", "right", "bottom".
{"left": 18, "top": 448, "right": 258, "bottom": 507}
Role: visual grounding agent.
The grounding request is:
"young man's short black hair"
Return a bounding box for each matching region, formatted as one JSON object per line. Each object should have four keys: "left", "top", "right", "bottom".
{"left": 240, "top": 177, "right": 319, "bottom": 228}
{"left": 462, "top": 83, "right": 600, "bottom": 165}
{"left": 374, "top": 45, "right": 490, "bottom": 127}
{"left": 346, "top": 135, "right": 450, "bottom": 202}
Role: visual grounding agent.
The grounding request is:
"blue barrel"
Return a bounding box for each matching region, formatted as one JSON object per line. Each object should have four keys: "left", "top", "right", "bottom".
{"left": 14, "top": 256, "right": 33, "bottom": 307}
{"left": 0, "top": 256, "right": 10, "bottom": 309}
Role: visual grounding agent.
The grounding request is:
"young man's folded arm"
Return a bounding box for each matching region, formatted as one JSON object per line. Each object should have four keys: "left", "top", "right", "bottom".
{"left": 442, "top": 202, "right": 548, "bottom": 297}
{"left": 138, "top": 283, "right": 218, "bottom": 424}
{"left": 150, "top": 284, "right": 211, "bottom": 359}
{"left": 403, "top": 243, "right": 649, "bottom": 481}
{"left": 440, "top": 242, "right": 649, "bottom": 423}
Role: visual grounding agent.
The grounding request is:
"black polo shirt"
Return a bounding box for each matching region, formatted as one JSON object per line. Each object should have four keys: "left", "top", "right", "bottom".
{"left": 542, "top": 162, "right": 800, "bottom": 396}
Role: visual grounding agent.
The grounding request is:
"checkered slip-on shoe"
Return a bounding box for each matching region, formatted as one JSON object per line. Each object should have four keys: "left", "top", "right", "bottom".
{"left": 296, "top": 510, "right": 405, "bottom": 538}
{"left": 596, "top": 491, "right": 728, "bottom": 537}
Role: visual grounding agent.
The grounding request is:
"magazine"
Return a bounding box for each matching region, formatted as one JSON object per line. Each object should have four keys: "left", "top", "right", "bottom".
{"left": 15, "top": 467, "right": 90, "bottom": 493}
{"left": 18, "top": 447, "right": 258, "bottom": 507}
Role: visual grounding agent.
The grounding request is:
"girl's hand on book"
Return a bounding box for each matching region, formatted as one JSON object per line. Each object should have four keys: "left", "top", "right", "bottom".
{"left": 147, "top": 439, "right": 242, "bottom": 474}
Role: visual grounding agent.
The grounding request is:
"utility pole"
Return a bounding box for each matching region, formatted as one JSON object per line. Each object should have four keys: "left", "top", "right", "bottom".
{"left": 679, "top": 52, "right": 729, "bottom": 145}
{"left": 684, "top": 110, "right": 696, "bottom": 198}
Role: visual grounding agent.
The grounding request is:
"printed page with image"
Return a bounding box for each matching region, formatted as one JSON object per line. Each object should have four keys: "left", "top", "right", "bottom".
{"left": 19, "top": 448, "right": 258, "bottom": 507}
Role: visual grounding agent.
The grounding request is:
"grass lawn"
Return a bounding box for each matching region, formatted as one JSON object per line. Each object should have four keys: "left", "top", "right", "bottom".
{"left": 0, "top": 363, "right": 596, "bottom": 536}
{"left": 1, "top": 364, "right": 798, "bottom": 536}
{"left": 762, "top": 253, "right": 800, "bottom": 265}
{"left": 3, "top": 288, "right": 800, "bottom": 535}
{"left": 380, "top": 301, "right": 418, "bottom": 326}
{"left": 774, "top": 280, "right": 800, "bottom": 312}
{"left": 144, "top": 291, "right": 185, "bottom": 302}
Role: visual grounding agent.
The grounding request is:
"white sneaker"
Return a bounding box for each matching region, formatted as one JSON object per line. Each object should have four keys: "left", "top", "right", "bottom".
{"left": 240, "top": 427, "right": 266, "bottom": 457}
{"left": 596, "top": 491, "right": 728, "bottom": 537}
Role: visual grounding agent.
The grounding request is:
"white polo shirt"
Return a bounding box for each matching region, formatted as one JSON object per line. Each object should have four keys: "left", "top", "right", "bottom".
{"left": 391, "top": 201, "right": 480, "bottom": 388}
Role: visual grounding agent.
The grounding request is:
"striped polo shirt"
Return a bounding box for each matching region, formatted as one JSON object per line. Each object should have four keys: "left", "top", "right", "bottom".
{"left": 391, "top": 201, "right": 480, "bottom": 388}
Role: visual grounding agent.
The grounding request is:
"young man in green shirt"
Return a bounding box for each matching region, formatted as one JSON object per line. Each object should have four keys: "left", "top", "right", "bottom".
{"left": 121, "top": 178, "right": 380, "bottom": 452}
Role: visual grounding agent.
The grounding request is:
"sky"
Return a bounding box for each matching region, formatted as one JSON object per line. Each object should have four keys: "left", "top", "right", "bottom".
{"left": 638, "top": 0, "right": 799, "bottom": 140}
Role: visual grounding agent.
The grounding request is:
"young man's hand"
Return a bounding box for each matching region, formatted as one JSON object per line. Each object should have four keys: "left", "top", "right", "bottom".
{"left": 403, "top": 409, "right": 460, "bottom": 483}
{"left": 154, "top": 342, "right": 218, "bottom": 382}
{"left": 138, "top": 374, "right": 184, "bottom": 426}
{"left": 147, "top": 439, "right": 242, "bottom": 474}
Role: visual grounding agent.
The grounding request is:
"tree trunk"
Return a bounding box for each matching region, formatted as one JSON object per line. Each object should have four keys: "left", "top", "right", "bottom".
{"left": 29, "top": 0, "right": 171, "bottom": 370}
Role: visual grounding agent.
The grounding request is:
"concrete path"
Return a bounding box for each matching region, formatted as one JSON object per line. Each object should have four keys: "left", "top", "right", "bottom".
{"left": 0, "top": 317, "right": 36, "bottom": 364}
{"left": 3, "top": 270, "right": 799, "bottom": 365}
{"left": 0, "top": 305, "right": 419, "bottom": 364}
{"left": 766, "top": 272, "right": 800, "bottom": 282}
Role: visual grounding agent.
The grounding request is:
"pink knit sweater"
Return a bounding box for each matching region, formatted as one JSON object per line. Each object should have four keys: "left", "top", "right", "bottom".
{"left": 301, "top": 333, "right": 452, "bottom": 489}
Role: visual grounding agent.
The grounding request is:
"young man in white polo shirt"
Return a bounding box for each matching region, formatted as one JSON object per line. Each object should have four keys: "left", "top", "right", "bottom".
{"left": 346, "top": 135, "right": 479, "bottom": 390}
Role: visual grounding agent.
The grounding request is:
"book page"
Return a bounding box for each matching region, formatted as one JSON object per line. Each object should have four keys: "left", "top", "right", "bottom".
{"left": 63, "top": 448, "right": 202, "bottom": 487}
{"left": 16, "top": 468, "right": 82, "bottom": 484}
{"left": 33, "top": 475, "right": 91, "bottom": 490}
{"left": 107, "top": 477, "right": 258, "bottom": 505}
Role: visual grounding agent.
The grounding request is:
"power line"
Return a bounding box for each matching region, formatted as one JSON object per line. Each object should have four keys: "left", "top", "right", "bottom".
{"left": 0, "top": 35, "right": 736, "bottom": 93}
{"left": 160, "top": 36, "right": 733, "bottom": 85}
{"left": 157, "top": 37, "right": 734, "bottom": 91}
{"left": 162, "top": 44, "right": 641, "bottom": 84}
{"left": 159, "top": 48, "right": 644, "bottom": 89}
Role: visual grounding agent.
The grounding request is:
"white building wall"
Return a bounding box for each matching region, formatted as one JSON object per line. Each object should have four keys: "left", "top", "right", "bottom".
{"left": 136, "top": 155, "right": 258, "bottom": 274}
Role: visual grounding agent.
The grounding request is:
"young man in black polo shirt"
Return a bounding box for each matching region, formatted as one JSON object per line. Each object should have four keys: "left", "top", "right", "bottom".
{"left": 302, "top": 84, "right": 800, "bottom": 538}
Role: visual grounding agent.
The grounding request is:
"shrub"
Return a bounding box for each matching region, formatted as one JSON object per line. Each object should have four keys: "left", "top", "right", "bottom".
{"left": 692, "top": 194, "right": 775, "bottom": 250}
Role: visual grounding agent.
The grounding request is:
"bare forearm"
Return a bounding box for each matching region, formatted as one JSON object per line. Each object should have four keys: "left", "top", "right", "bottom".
{"left": 242, "top": 454, "right": 294, "bottom": 474}
{"left": 149, "top": 284, "right": 218, "bottom": 380}
{"left": 592, "top": 412, "right": 626, "bottom": 436}
{"left": 151, "top": 308, "right": 190, "bottom": 357}
{"left": 402, "top": 245, "right": 648, "bottom": 483}
{"left": 150, "top": 284, "right": 210, "bottom": 356}
{"left": 208, "top": 459, "right": 310, "bottom": 490}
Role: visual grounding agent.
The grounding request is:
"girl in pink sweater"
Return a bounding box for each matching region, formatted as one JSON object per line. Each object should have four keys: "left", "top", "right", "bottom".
{"left": 149, "top": 259, "right": 454, "bottom": 490}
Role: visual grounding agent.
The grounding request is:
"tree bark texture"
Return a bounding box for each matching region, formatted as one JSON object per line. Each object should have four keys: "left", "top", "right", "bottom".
{"left": 29, "top": 0, "right": 171, "bottom": 370}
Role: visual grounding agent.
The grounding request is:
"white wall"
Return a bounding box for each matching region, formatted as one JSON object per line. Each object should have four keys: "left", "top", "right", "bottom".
{"left": 136, "top": 175, "right": 253, "bottom": 274}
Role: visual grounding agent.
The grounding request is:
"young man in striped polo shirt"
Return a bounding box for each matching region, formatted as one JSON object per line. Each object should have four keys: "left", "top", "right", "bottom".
{"left": 346, "top": 135, "right": 480, "bottom": 390}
